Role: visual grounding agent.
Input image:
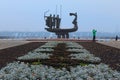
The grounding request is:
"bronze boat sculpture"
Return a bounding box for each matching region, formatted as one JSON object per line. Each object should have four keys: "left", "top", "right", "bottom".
{"left": 44, "top": 13, "right": 78, "bottom": 38}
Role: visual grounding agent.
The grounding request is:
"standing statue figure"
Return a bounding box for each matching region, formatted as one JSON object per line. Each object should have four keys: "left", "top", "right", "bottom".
{"left": 52, "top": 15, "right": 56, "bottom": 28}
{"left": 45, "top": 14, "right": 61, "bottom": 29}
{"left": 55, "top": 15, "right": 61, "bottom": 29}
{"left": 92, "top": 29, "right": 97, "bottom": 41}
{"left": 45, "top": 14, "right": 52, "bottom": 29}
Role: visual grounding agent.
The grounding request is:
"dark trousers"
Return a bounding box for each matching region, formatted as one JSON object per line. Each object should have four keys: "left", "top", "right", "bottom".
{"left": 93, "top": 35, "right": 96, "bottom": 41}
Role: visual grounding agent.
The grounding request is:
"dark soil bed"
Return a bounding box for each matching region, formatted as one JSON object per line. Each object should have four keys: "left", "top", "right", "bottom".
{"left": 79, "top": 42, "right": 120, "bottom": 71}
{"left": 0, "top": 42, "right": 45, "bottom": 69}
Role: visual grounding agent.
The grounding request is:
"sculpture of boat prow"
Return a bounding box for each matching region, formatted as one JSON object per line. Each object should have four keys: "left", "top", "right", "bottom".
{"left": 44, "top": 13, "right": 78, "bottom": 38}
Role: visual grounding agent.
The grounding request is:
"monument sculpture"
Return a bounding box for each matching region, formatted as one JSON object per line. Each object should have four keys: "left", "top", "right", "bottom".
{"left": 44, "top": 13, "right": 78, "bottom": 38}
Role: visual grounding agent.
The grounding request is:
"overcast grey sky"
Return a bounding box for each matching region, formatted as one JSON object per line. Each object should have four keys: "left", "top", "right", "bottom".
{"left": 0, "top": 0, "right": 120, "bottom": 32}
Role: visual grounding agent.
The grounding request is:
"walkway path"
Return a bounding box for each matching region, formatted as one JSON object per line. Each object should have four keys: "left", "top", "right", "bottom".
{"left": 97, "top": 41, "right": 120, "bottom": 49}
{"left": 0, "top": 39, "right": 30, "bottom": 50}
{"left": 1, "top": 39, "right": 120, "bottom": 50}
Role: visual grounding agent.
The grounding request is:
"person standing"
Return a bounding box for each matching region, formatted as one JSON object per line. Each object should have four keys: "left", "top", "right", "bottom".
{"left": 115, "top": 35, "right": 118, "bottom": 41}
{"left": 92, "top": 29, "right": 97, "bottom": 41}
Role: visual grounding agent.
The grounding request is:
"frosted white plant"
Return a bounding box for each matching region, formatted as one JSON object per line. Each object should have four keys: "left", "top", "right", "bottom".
{"left": 70, "top": 53, "right": 101, "bottom": 63}
{"left": 18, "top": 52, "right": 52, "bottom": 60}
{"left": 34, "top": 48, "right": 54, "bottom": 52}
{"left": 44, "top": 41, "right": 58, "bottom": 46}
{"left": 67, "top": 49, "right": 90, "bottom": 53}
{"left": 67, "top": 42, "right": 101, "bottom": 63}
{"left": 40, "top": 45, "right": 55, "bottom": 48}
{"left": 40, "top": 42, "right": 57, "bottom": 48}
{"left": 66, "top": 42, "right": 83, "bottom": 49}
{"left": 0, "top": 62, "right": 120, "bottom": 80}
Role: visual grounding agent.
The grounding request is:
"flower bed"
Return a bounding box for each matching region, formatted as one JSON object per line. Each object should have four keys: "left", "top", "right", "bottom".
{"left": 0, "top": 62, "right": 119, "bottom": 80}
{"left": 66, "top": 42, "right": 101, "bottom": 63}
{"left": 0, "top": 41, "right": 120, "bottom": 80}
{"left": 17, "top": 42, "right": 57, "bottom": 60}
